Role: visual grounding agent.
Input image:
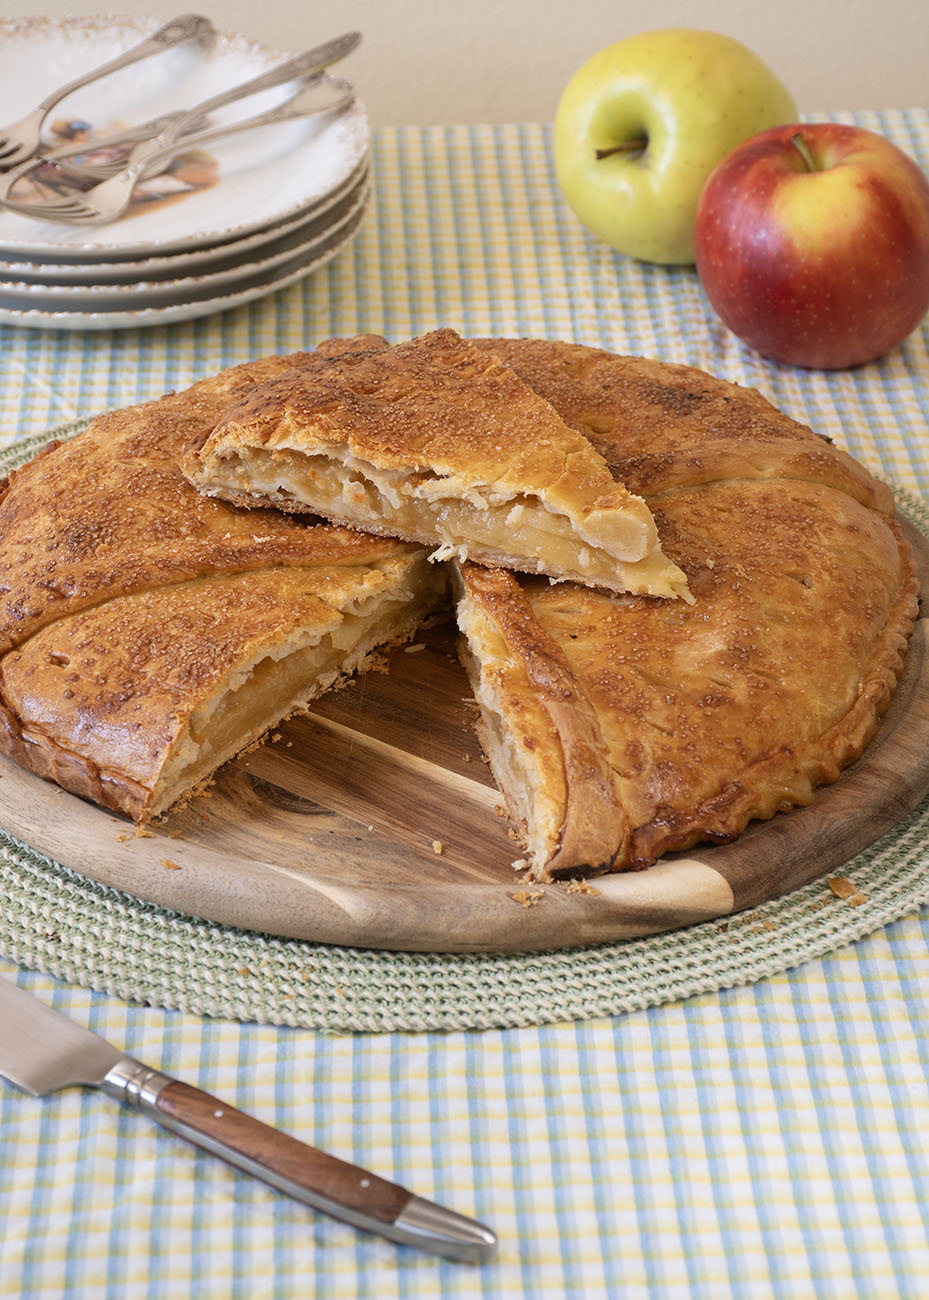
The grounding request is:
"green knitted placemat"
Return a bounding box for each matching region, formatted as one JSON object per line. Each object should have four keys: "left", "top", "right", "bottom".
{"left": 1, "top": 426, "right": 928, "bottom": 1031}
{"left": 2, "top": 802, "right": 929, "bottom": 1031}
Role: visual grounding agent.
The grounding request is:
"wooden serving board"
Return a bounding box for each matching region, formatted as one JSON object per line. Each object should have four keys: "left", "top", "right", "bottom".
{"left": 1, "top": 524, "right": 928, "bottom": 955}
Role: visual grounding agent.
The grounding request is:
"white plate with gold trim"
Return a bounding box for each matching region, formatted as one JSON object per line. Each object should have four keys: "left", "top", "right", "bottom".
{"left": 0, "top": 15, "right": 369, "bottom": 260}
{"left": 0, "top": 176, "right": 368, "bottom": 308}
{"left": 0, "top": 197, "right": 367, "bottom": 329}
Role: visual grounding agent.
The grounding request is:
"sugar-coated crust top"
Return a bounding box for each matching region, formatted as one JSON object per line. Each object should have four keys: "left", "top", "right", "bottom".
{"left": 472, "top": 336, "right": 893, "bottom": 513}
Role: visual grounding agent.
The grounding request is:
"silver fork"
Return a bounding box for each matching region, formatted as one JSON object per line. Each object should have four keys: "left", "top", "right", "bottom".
{"left": 0, "top": 14, "right": 215, "bottom": 169}
{"left": 0, "top": 76, "right": 356, "bottom": 225}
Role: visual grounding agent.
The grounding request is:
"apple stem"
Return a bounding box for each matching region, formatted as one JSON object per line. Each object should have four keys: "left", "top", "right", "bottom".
{"left": 790, "top": 132, "right": 819, "bottom": 173}
{"left": 595, "top": 139, "right": 647, "bottom": 160}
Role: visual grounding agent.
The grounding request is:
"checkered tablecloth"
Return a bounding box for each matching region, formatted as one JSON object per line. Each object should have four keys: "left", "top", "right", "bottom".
{"left": 2, "top": 112, "right": 929, "bottom": 1299}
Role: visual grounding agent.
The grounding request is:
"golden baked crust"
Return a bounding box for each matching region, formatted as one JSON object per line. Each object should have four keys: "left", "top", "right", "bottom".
{"left": 455, "top": 338, "right": 918, "bottom": 878}
{"left": 182, "top": 328, "right": 690, "bottom": 600}
{"left": 0, "top": 351, "right": 445, "bottom": 822}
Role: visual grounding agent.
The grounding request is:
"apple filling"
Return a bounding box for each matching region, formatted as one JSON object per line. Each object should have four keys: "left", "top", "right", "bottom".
{"left": 150, "top": 571, "right": 444, "bottom": 817}
{"left": 203, "top": 443, "right": 690, "bottom": 599}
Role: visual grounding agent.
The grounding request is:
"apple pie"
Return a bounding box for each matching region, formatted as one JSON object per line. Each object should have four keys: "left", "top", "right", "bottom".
{"left": 0, "top": 352, "right": 446, "bottom": 822}
{"left": 181, "top": 327, "right": 690, "bottom": 600}
{"left": 0, "top": 334, "right": 917, "bottom": 883}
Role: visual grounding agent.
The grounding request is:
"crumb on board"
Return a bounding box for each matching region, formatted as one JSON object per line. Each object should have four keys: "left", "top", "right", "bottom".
{"left": 565, "top": 878, "right": 600, "bottom": 896}
{"left": 431, "top": 840, "right": 444, "bottom": 855}
{"left": 510, "top": 889, "right": 544, "bottom": 908}
{"left": 511, "top": 859, "right": 528, "bottom": 873}
{"left": 161, "top": 858, "right": 182, "bottom": 871}
{"left": 828, "top": 876, "right": 868, "bottom": 906}
{"left": 134, "top": 827, "right": 153, "bottom": 839}
{"left": 115, "top": 833, "right": 132, "bottom": 843}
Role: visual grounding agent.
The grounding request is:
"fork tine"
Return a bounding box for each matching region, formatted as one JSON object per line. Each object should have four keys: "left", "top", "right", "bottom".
{"left": 0, "top": 119, "right": 39, "bottom": 164}
{"left": 2, "top": 197, "right": 95, "bottom": 222}
{"left": 0, "top": 156, "right": 121, "bottom": 223}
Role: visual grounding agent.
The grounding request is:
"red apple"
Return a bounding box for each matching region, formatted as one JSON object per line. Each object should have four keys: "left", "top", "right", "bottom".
{"left": 694, "top": 122, "right": 929, "bottom": 368}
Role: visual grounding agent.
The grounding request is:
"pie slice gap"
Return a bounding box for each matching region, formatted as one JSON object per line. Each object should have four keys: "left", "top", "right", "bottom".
{"left": 181, "top": 328, "right": 691, "bottom": 601}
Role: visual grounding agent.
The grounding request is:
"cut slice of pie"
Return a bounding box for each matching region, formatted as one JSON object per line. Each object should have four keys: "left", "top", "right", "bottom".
{"left": 0, "top": 350, "right": 446, "bottom": 823}
{"left": 454, "top": 475, "right": 917, "bottom": 881}
{"left": 452, "top": 560, "right": 631, "bottom": 876}
{"left": 182, "top": 328, "right": 690, "bottom": 601}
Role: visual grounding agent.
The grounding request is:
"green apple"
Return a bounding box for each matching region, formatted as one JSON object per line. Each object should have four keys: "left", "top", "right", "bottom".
{"left": 554, "top": 28, "right": 797, "bottom": 264}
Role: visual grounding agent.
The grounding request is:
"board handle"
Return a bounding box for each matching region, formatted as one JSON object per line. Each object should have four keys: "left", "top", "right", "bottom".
{"left": 102, "top": 1058, "right": 496, "bottom": 1263}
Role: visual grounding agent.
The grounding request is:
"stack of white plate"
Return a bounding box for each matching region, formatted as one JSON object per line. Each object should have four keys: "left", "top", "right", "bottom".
{"left": 0, "top": 17, "right": 371, "bottom": 330}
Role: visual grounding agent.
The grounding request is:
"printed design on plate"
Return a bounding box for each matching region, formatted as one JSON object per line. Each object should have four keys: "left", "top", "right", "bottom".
{"left": 11, "top": 117, "right": 219, "bottom": 219}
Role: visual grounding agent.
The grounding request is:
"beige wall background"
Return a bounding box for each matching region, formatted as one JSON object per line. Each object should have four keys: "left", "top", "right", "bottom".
{"left": 3, "top": 1, "right": 926, "bottom": 123}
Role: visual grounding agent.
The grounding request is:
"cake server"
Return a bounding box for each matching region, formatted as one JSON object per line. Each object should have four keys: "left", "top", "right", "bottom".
{"left": 0, "top": 975, "right": 496, "bottom": 1264}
